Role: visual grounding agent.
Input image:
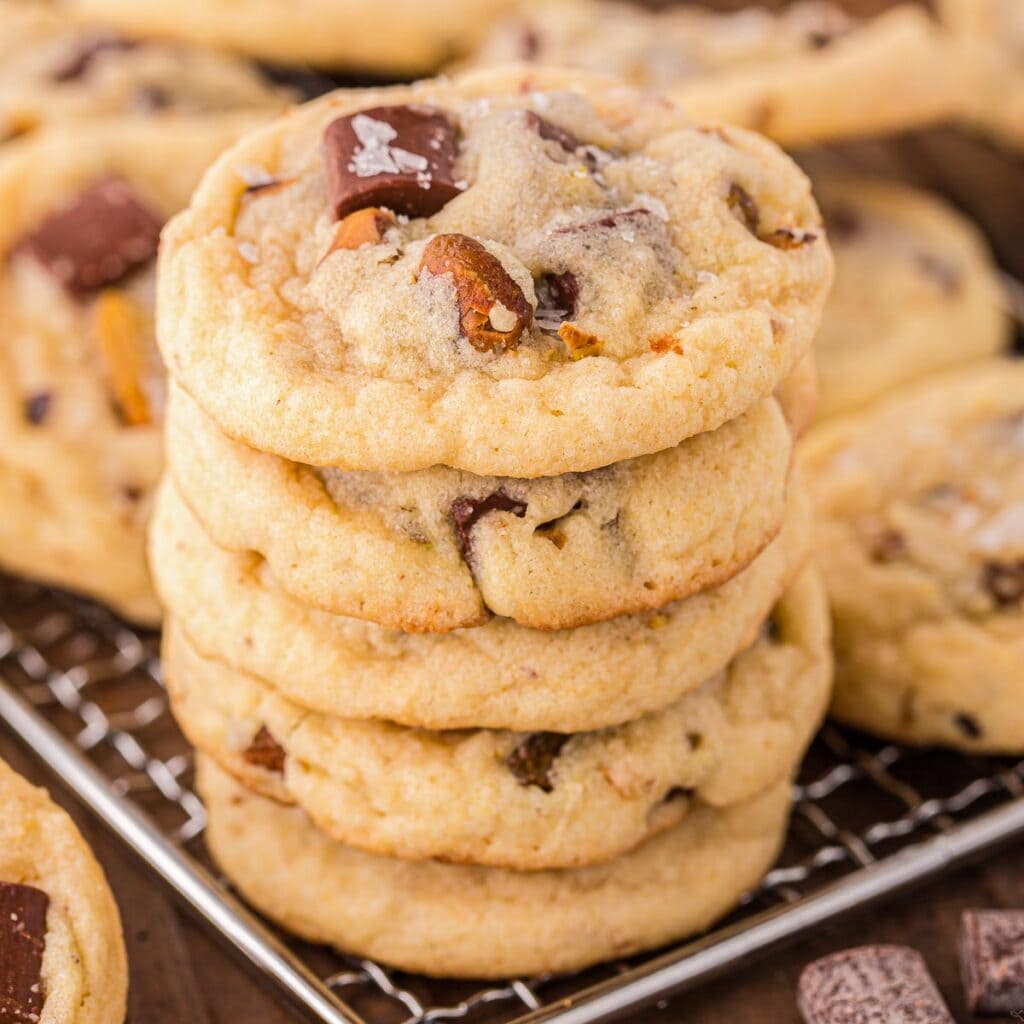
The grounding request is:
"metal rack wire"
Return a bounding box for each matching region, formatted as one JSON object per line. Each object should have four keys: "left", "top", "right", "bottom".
{"left": 2, "top": 571, "right": 1024, "bottom": 1024}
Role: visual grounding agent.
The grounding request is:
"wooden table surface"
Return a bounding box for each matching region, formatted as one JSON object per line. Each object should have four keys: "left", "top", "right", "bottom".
{"left": 3, "top": 728, "right": 1023, "bottom": 1024}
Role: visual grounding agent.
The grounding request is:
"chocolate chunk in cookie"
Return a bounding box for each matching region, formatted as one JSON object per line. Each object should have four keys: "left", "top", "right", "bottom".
{"left": 451, "top": 490, "right": 527, "bottom": 559}
{"left": 23, "top": 393, "right": 52, "bottom": 426}
{"left": 51, "top": 32, "right": 136, "bottom": 82}
{"left": 798, "top": 945, "right": 953, "bottom": 1024}
{"left": 323, "top": 106, "right": 462, "bottom": 220}
{"left": 523, "top": 111, "right": 581, "bottom": 155}
{"left": 727, "top": 183, "right": 760, "bottom": 235}
{"left": 0, "top": 881, "right": 49, "bottom": 1024}
{"left": 983, "top": 561, "right": 1024, "bottom": 607}
{"left": 506, "top": 733, "right": 569, "bottom": 792}
{"left": 18, "top": 178, "right": 163, "bottom": 296}
{"left": 960, "top": 909, "right": 1024, "bottom": 1015}
{"left": 243, "top": 726, "right": 285, "bottom": 774}
{"left": 535, "top": 271, "right": 579, "bottom": 323}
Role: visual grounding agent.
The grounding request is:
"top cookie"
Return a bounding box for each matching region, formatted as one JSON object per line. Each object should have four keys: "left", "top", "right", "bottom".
{"left": 0, "top": 1, "right": 290, "bottom": 143}
{"left": 60, "top": 0, "right": 518, "bottom": 76}
{"left": 159, "top": 67, "right": 832, "bottom": 476}
{"left": 467, "top": 1, "right": 956, "bottom": 147}
{"left": 0, "top": 757, "right": 127, "bottom": 1024}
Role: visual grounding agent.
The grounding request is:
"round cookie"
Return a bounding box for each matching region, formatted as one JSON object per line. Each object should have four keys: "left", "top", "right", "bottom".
{"left": 468, "top": 1, "right": 956, "bottom": 148}
{"left": 158, "top": 66, "right": 832, "bottom": 477}
{"left": 167, "top": 383, "right": 793, "bottom": 631}
{"left": 0, "top": 114, "right": 264, "bottom": 623}
{"left": 60, "top": 0, "right": 518, "bottom": 76}
{"left": 150, "top": 478, "right": 812, "bottom": 732}
{"left": 0, "top": 0, "right": 290, "bottom": 143}
{"left": 938, "top": 0, "right": 1024, "bottom": 150}
{"left": 201, "top": 757, "right": 792, "bottom": 979}
{"left": 812, "top": 175, "right": 1009, "bottom": 420}
{"left": 165, "top": 565, "right": 830, "bottom": 870}
{"left": 0, "top": 757, "right": 127, "bottom": 1024}
{"left": 802, "top": 359, "right": 1024, "bottom": 753}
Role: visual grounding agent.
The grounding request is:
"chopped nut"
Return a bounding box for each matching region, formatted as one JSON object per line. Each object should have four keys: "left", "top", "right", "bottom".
{"left": 506, "top": 733, "right": 569, "bottom": 791}
{"left": 243, "top": 725, "right": 286, "bottom": 773}
{"left": 93, "top": 290, "right": 152, "bottom": 426}
{"left": 325, "top": 206, "right": 397, "bottom": 256}
{"left": 419, "top": 234, "right": 532, "bottom": 353}
{"left": 762, "top": 228, "right": 818, "bottom": 250}
{"left": 869, "top": 529, "right": 908, "bottom": 564}
{"left": 649, "top": 334, "right": 682, "bottom": 355}
{"left": 558, "top": 322, "right": 602, "bottom": 359}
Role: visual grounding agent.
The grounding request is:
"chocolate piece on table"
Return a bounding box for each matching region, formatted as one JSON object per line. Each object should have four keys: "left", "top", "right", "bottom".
{"left": 0, "top": 881, "right": 49, "bottom": 1024}
{"left": 243, "top": 726, "right": 286, "bottom": 774}
{"left": 18, "top": 178, "right": 163, "bottom": 296}
{"left": 960, "top": 909, "right": 1024, "bottom": 1015}
{"left": 798, "top": 945, "right": 953, "bottom": 1023}
{"left": 451, "top": 491, "right": 527, "bottom": 559}
{"left": 323, "top": 105, "right": 461, "bottom": 221}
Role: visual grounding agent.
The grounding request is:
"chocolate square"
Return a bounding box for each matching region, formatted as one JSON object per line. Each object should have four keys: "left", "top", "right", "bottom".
{"left": 961, "top": 909, "right": 1024, "bottom": 1015}
{"left": 0, "top": 881, "right": 49, "bottom": 1024}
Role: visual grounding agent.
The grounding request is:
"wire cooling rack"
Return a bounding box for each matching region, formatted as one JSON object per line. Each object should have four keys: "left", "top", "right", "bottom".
{"left": 2, "top": 573, "right": 1024, "bottom": 1024}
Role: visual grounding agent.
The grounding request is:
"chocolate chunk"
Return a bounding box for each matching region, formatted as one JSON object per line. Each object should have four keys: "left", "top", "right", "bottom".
{"left": 506, "top": 733, "right": 569, "bottom": 792}
{"left": 51, "top": 32, "right": 136, "bottom": 82}
{"left": 17, "top": 178, "right": 163, "bottom": 296}
{"left": 451, "top": 491, "right": 527, "bottom": 559}
{"left": 133, "top": 85, "right": 171, "bottom": 112}
{"left": 727, "top": 182, "right": 760, "bottom": 235}
{"left": 23, "top": 393, "right": 52, "bottom": 426}
{"left": 243, "top": 726, "right": 285, "bottom": 774}
{"left": 798, "top": 945, "right": 953, "bottom": 1024}
{"left": 523, "top": 111, "right": 581, "bottom": 155}
{"left": 556, "top": 208, "right": 654, "bottom": 235}
{"left": 869, "top": 529, "right": 908, "bottom": 564}
{"left": 954, "top": 713, "right": 983, "bottom": 739}
{"left": 323, "top": 105, "right": 462, "bottom": 221}
{"left": 763, "top": 228, "right": 818, "bottom": 250}
{"left": 961, "top": 909, "right": 1024, "bottom": 1015}
{"left": 518, "top": 23, "right": 541, "bottom": 60}
{"left": 0, "top": 881, "right": 49, "bottom": 1024}
{"left": 535, "top": 271, "right": 579, "bottom": 323}
{"left": 983, "top": 560, "right": 1024, "bottom": 606}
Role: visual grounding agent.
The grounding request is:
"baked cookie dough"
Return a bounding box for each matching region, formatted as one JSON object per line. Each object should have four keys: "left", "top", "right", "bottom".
{"left": 0, "top": 757, "right": 127, "bottom": 1024}
{"left": 812, "top": 175, "right": 1009, "bottom": 420}
{"left": 468, "top": 2, "right": 956, "bottom": 147}
{"left": 939, "top": 0, "right": 1024, "bottom": 150}
{"left": 158, "top": 66, "right": 832, "bottom": 477}
{"left": 61, "top": 0, "right": 517, "bottom": 76}
{"left": 167, "top": 384, "right": 793, "bottom": 631}
{"left": 150, "top": 478, "right": 812, "bottom": 732}
{"left": 201, "top": 756, "right": 792, "bottom": 978}
{"left": 0, "top": 0, "right": 289, "bottom": 143}
{"left": 0, "top": 114, "right": 262, "bottom": 623}
{"left": 165, "top": 565, "right": 829, "bottom": 870}
{"left": 802, "top": 359, "right": 1024, "bottom": 752}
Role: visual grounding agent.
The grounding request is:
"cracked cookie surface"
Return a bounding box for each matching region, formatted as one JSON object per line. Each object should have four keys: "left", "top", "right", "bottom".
{"left": 811, "top": 175, "right": 1008, "bottom": 420}
{"left": 165, "top": 565, "right": 829, "bottom": 870}
{"left": 803, "top": 359, "right": 1024, "bottom": 752}
{"left": 167, "top": 383, "right": 793, "bottom": 631}
{"left": 200, "top": 756, "right": 792, "bottom": 978}
{"left": 158, "top": 66, "right": 832, "bottom": 476}
{"left": 151, "top": 478, "right": 812, "bottom": 732}
{"left": 467, "top": 1, "right": 955, "bottom": 147}
{"left": 0, "top": 757, "right": 127, "bottom": 1024}
{"left": 0, "top": 0, "right": 289, "bottom": 142}
{"left": 0, "top": 115, "right": 263, "bottom": 622}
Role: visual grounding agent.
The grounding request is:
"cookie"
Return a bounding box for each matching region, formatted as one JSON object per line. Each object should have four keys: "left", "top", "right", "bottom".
{"left": 813, "top": 175, "right": 1009, "bottom": 420}
{"left": 158, "top": 66, "right": 832, "bottom": 477}
{"left": 62, "top": 0, "right": 518, "bottom": 76}
{"left": 938, "top": 0, "right": 1024, "bottom": 150}
{"left": 150, "top": 478, "right": 812, "bottom": 732}
{"left": 201, "top": 756, "right": 791, "bottom": 978}
{"left": 0, "top": 114, "right": 263, "bottom": 623}
{"left": 167, "top": 383, "right": 793, "bottom": 631}
{"left": 0, "top": 757, "right": 127, "bottom": 1024}
{"left": 802, "top": 359, "right": 1024, "bottom": 752}
{"left": 468, "top": 2, "right": 956, "bottom": 148}
{"left": 165, "top": 564, "right": 829, "bottom": 870}
{"left": 0, "top": 0, "right": 290, "bottom": 142}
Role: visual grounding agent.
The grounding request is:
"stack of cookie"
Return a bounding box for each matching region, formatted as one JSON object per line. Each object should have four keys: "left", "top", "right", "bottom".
{"left": 151, "top": 67, "right": 834, "bottom": 977}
